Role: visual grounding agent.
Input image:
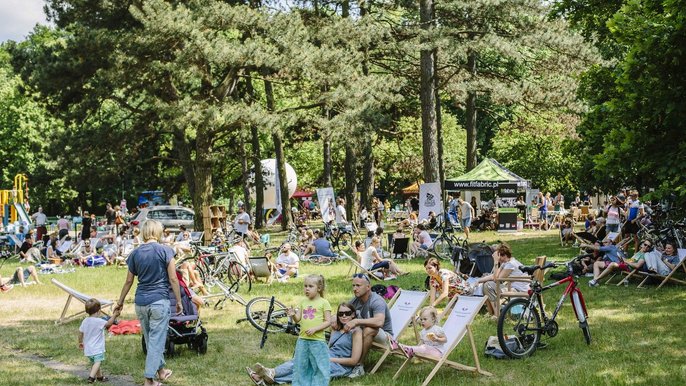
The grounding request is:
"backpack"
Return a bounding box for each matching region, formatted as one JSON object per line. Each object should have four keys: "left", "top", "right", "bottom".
{"left": 371, "top": 284, "right": 387, "bottom": 297}
{"left": 384, "top": 285, "right": 399, "bottom": 300}
{"left": 84, "top": 255, "right": 107, "bottom": 267}
{"left": 484, "top": 336, "right": 516, "bottom": 359}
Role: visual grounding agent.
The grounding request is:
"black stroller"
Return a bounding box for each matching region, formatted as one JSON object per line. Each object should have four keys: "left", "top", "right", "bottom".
{"left": 142, "top": 273, "right": 208, "bottom": 356}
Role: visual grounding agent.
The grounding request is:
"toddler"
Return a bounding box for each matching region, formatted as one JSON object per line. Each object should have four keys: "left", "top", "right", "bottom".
{"left": 389, "top": 306, "right": 446, "bottom": 359}
{"left": 79, "top": 298, "right": 120, "bottom": 383}
{"left": 288, "top": 275, "right": 332, "bottom": 385}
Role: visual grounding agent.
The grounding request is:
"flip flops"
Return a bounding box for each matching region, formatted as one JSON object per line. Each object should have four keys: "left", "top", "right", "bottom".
{"left": 158, "top": 369, "right": 173, "bottom": 381}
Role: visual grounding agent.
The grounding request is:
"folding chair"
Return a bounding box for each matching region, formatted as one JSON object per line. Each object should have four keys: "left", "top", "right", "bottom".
{"left": 494, "top": 256, "right": 547, "bottom": 317}
{"left": 341, "top": 251, "right": 383, "bottom": 281}
{"left": 190, "top": 231, "right": 204, "bottom": 243}
{"left": 392, "top": 296, "right": 491, "bottom": 384}
{"left": 248, "top": 256, "right": 276, "bottom": 284}
{"left": 51, "top": 278, "right": 114, "bottom": 324}
{"left": 636, "top": 249, "right": 686, "bottom": 289}
{"left": 369, "top": 289, "right": 429, "bottom": 374}
{"left": 391, "top": 238, "right": 410, "bottom": 259}
{"left": 525, "top": 208, "right": 540, "bottom": 230}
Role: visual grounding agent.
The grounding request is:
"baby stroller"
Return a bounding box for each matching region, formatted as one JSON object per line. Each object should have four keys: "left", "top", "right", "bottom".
{"left": 141, "top": 272, "right": 208, "bottom": 356}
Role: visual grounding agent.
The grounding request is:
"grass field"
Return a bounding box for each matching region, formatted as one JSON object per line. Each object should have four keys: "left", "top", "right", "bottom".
{"left": 1, "top": 228, "right": 685, "bottom": 386}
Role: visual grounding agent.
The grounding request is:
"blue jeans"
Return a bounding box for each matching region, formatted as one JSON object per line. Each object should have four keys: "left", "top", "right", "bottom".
{"left": 136, "top": 299, "right": 170, "bottom": 379}
{"left": 292, "top": 338, "right": 329, "bottom": 386}
{"left": 606, "top": 223, "right": 620, "bottom": 233}
{"left": 274, "top": 360, "right": 350, "bottom": 384}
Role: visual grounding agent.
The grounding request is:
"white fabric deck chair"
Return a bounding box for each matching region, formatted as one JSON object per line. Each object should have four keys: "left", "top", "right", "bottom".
{"left": 393, "top": 296, "right": 491, "bottom": 385}
{"left": 51, "top": 278, "right": 114, "bottom": 324}
{"left": 369, "top": 289, "right": 429, "bottom": 374}
{"left": 190, "top": 231, "right": 204, "bottom": 243}
{"left": 248, "top": 256, "right": 275, "bottom": 284}
{"left": 341, "top": 251, "right": 383, "bottom": 281}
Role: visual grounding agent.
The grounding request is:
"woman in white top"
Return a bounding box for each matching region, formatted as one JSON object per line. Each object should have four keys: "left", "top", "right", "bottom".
{"left": 476, "top": 243, "right": 529, "bottom": 316}
{"left": 605, "top": 196, "right": 624, "bottom": 233}
{"left": 354, "top": 237, "right": 407, "bottom": 279}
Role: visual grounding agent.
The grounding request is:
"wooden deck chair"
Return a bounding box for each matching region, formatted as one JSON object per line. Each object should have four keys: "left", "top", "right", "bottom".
{"left": 341, "top": 251, "right": 383, "bottom": 281}
{"left": 494, "top": 256, "right": 547, "bottom": 317}
{"left": 525, "top": 208, "right": 540, "bottom": 230}
{"left": 636, "top": 249, "right": 686, "bottom": 289}
{"left": 392, "top": 296, "right": 491, "bottom": 385}
{"left": 248, "top": 256, "right": 275, "bottom": 284}
{"left": 51, "top": 278, "right": 114, "bottom": 324}
{"left": 7, "top": 234, "right": 24, "bottom": 253}
{"left": 369, "top": 289, "right": 429, "bottom": 374}
{"left": 190, "top": 231, "right": 204, "bottom": 243}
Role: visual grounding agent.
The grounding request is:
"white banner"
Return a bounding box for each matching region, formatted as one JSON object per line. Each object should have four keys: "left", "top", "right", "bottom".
{"left": 316, "top": 187, "right": 336, "bottom": 223}
{"left": 419, "top": 182, "right": 443, "bottom": 221}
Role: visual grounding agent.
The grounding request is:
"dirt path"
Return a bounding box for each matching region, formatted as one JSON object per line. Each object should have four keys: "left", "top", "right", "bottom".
{"left": 5, "top": 347, "right": 137, "bottom": 385}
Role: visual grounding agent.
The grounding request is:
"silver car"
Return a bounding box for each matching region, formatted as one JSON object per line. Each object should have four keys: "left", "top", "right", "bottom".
{"left": 129, "top": 205, "right": 195, "bottom": 231}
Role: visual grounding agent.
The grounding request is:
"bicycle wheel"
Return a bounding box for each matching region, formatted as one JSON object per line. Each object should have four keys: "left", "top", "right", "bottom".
{"left": 245, "top": 297, "right": 289, "bottom": 333}
{"left": 432, "top": 236, "right": 452, "bottom": 260}
{"left": 497, "top": 298, "right": 541, "bottom": 359}
{"left": 580, "top": 321, "right": 592, "bottom": 345}
{"left": 220, "top": 259, "right": 252, "bottom": 294}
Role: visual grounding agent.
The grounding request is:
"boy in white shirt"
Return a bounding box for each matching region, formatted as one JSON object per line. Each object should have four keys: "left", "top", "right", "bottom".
{"left": 79, "top": 299, "right": 120, "bottom": 383}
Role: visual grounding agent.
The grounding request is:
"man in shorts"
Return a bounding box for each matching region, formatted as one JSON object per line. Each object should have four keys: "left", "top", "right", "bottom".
{"left": 344, "top": 274, "right": 393, "bottom": 367}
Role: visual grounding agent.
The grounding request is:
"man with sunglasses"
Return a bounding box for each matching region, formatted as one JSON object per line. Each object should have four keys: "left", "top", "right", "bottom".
{"left": 342, "top": 274, "right": 393, "bottom": 368}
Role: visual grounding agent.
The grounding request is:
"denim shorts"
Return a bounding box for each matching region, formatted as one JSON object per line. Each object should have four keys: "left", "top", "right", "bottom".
{"left": 88, "top": 352, "right": 105, "bottom": 364}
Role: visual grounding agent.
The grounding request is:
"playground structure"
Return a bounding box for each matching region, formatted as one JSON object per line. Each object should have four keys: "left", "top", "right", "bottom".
{"left": 0, "top": 174, "right": 30, "bottom": 226}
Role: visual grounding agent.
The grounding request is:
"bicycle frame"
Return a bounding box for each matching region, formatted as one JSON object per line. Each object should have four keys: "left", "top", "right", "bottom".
{"left": 532, "top": 273, "right": 588, "bottom": 328}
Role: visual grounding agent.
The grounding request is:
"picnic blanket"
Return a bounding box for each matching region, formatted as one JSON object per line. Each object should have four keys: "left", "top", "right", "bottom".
{"left": 109, "top": 320, "right": 141, "bottom": 335}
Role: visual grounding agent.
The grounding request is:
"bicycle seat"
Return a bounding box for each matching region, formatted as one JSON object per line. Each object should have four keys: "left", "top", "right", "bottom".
{"left": 519, "top": 265, "right": 541, "bottom": 275}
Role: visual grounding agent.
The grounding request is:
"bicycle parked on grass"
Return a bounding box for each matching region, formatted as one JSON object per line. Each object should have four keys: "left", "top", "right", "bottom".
{"left": 431, "top": 223, "right": 468, "bottom": 261}
{"left": 496, "top": 256, "right": 591, "bottom": 359}
{"left": 177, "top": 251, "right": 251, "bottom": 309}
{"left": 323, "top": 221, "right": 353, "bottom": 252}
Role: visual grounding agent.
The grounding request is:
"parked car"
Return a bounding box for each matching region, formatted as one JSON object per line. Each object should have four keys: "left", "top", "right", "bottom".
{"left": 129, "top": 206, "right": 195, "bottom": 231}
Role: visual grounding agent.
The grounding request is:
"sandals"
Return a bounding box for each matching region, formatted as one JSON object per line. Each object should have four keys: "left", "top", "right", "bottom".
{"left": 400, "top": 345, "right": 414, "bottom": 359}
{"left": 87, "top": 375, "right": 109, "bottom": 383}
{"left": 387, "top": 336, "right": 399, "bottom": 351}
{"left": 254, "top": 363, "right": 275, "bottom": 384}
{"left": 246, "top": 367, "right": 266, "bottom": 386}
{"left": 158, "top": 369, "right": 173, "bottom": 381}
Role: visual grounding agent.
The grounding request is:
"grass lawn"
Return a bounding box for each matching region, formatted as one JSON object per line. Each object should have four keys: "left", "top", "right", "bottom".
{"left": 1, "top": 228, "right": 685, "bottom": 385}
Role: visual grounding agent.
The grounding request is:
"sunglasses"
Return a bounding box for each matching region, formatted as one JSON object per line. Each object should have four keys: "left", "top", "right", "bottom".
{"left": 642, "top": 243, "right": 652, "bottom": 247}
{"left": 352, "top": 273, "right": 370, "bottom": 283}
{"left": 337, "top": 310, "right": 354, "bottom": 317}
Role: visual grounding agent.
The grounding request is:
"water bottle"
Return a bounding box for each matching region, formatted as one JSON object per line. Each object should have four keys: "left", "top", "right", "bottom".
{"left": 623, "top": 279, "right": 628, "bottom": 287}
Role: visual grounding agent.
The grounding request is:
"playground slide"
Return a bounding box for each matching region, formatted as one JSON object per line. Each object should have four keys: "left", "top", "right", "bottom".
{"left": 14, "top": 202, "right": 30, "bottom": 225}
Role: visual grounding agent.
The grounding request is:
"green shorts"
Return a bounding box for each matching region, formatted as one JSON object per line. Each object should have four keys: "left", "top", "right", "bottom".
{"left": 88, "top": 352, "right": 105, "bottom": 364}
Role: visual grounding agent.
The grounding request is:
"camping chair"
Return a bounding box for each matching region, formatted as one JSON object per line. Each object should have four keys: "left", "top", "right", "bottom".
{"left": 391, "top": 238, "right": 410, "bottom": 259}
{"left": 493, "top": 256, "right": 547, "bottom": 318}
{"left": 341, "top": 250, "right": 383, "bottom": 281}
{"left": 635, "top": 249, "right": 686, "bottom": 289}
{"left": 369, "top": 289, "right": 429, "bottom": 374}
{"left": 51, "top": 278, "right": 114, "bottom": 324}
{"left": 392, "top": 296, "right": 491, "bottom": 385}
{"left": 248, "top": 256, "right": 276, "bottom": 284}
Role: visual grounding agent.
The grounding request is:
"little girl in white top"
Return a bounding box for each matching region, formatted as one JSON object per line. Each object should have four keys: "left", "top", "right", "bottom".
{"left": 389, "top": 306, "right": 446, "bottom": 359}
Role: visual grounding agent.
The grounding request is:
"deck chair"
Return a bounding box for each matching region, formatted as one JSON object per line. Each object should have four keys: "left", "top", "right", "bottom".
{"left": 51, "top": 278, "right": 114, "bottom": 324}
{"left": 636, "top": 249, "right": 686, "bottom": 289}
{"left": 190, "top": 231, "right": 204, "bottom": 243}
{"left": 341, "top": 250, "right": 383, "bottom": 281}
{"left": 369, "top": 289, "right": 429, "bottom": 374}
{"left": 525, "top": 208, "right": 540, "bottom": 230}
{"left": 392, "top": 296, "right": 491, "bottom": 384}
{"left": 494, "top": 256, "right": 547, "bottom": 317}
{"left": 391, "top": 238, "right": 410, "bottom": 259}
{"left": 248, "top": 256, "right": 276, "bottom": 284}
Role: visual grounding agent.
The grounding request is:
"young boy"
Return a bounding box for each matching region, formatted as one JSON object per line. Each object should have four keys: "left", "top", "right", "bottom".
{"left": 79, "top": 298, "right": 120, "bottom": 383}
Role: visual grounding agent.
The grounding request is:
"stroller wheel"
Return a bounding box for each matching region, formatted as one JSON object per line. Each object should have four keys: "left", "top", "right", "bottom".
{"left": 197, "top": 332, "right": 208, "bottom": 354}
{"left": 166, "top": 339, "right": 176, "bottom": 357}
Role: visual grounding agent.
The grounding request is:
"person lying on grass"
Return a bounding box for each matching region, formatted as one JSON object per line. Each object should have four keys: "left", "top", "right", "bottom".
{"left": 0, "top": 265, "right": 42, "bottom": 291}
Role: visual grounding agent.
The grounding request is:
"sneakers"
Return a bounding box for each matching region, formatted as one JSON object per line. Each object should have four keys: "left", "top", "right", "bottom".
{"left": 0, "top": 284, "right": 13, "bottom": 292}
{"left": 254, "top": 363, "right": 275, "bottom": 384}
{"left": 277, "top": 276, "right": 289, "bottom": 283}
{"left": 588, "top": 280, "right": 599, "bottom": 287}
{"left": 584, "top": 272, "right": 594, "bottom": 278}
{"left": 348, "top": 364, "right": 365, "bottom": 379}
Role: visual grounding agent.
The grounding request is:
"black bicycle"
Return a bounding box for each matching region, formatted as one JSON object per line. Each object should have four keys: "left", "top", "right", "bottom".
{"left": 323, "top": 221, "right": 353, "bottom": 252}
{"left": 431, "top": 223, "right": 467, "bottom": 261}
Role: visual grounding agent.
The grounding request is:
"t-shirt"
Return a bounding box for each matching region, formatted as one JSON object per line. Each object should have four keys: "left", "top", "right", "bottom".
{"left": 420, "top": 325, "right": 447, "bottom": 354}
{"left": 32, "top": 212, "right": 47, "bottom": 226}
{"left": 606, "top": 206, "right": 621, "bottom": 225}
{"left": 228, "top": 245, "right": 249, "bottom": 267}
{"left": 359, "top": 246, "right": 377, "bottom": 270}
{"left": 459, "top": 202, "right": 473, "bottom": 219}
{"left": 501, "top": 257, "right": 530, "bottom": 292}
{"left": 350, "top": 292, "right": 393, "bottom": 336}
{"left": 627, "top": 200, "right": 643, "bottom": 221}
{"left": 418, "top": 231, "right": 432, "bottom": 248}
{"left": 599, "top": 245, "right": 622, "bottom": 263}
{"left": 663, "top": 253, "right": 681, "bottom": 266}
{"left": 335, "top": 204, "right": 347, "bottom": 224}
{"left": 298, "top": 297, "right": 332, "bottom": 341}
{"left": 628, "top": 251, "right": 646, "bottom": 263}
{"left": 233, "top": 212, "right": 250, "bottom": 234}
{"left": 105, "top": 209, "right": 116, "bottom": 225}
{"left": 57, "top": 218, "right": 69, "bottom": 230}
{"left": 79, "top": 316, "right": 108, "bottom": 356}
{"left": 127, "top": 242, "right": 175, "bottom": 306}
{"left": 19, "top": 241, "right": 32, "bottom": 254}
{"left": 275, "top": 252, "right": 299, "bottom": 269}
{"left": 312, "top": 238, "right": 336, "bottom": 257}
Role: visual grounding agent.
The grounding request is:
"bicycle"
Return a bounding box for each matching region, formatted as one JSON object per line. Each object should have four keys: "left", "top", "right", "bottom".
{"left": 178, "top": 251, "right": 252, "bottom": 309}
{"left": 431, "top": 223, "right": 467, "bottom": 261}
{"left": 496, "top": 256, "right": 591, "bottom": 359}
{"left": 323, "top": 221, "right": 353, "bottom": 252}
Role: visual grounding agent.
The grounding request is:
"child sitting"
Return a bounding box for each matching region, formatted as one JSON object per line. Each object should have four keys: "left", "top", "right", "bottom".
{"left": 79, "top": 299, "right": 120, "bottom": 383}
{"left": 389, "top": 306, "right": 446, "bottom": 359}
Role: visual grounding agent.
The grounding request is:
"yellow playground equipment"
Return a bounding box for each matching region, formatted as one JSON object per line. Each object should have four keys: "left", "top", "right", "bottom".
{"left": 1, "top": 174, "right": 29, "bottom": 225}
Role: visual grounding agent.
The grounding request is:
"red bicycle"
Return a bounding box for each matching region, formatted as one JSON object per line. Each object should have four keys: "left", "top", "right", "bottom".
{"left": 496, "top": 256, "right": 591, "bottom": 358}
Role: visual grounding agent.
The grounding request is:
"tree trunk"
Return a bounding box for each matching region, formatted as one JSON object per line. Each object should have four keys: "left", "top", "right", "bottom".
{"left": 192, "top": 130, "right": 214, "bottom": 232}
{"left": 420, "top": 0, "right": 440, "bottom": 183}
{"left": 466, "top": 50, "right": 478, "bottom": 171}
{"left": 247, "top": 77, "right": 264, "bottom": 228}
{"left": 240, "top": 139, "right": 251, "bottom": 215}
{"left": 344, "top": 143, "right": 357, "bottom": 226}
{"left": 360, "top": 137, "right": 374, "bottom": 211}
{"left": 323, "top": 137, "right": 332, "bottom": 187}
{"left": 264, "top": 77, "right": 292, "bottom": 230}
{"left": 435, "top": 54, "right": 445, "bottom": 184}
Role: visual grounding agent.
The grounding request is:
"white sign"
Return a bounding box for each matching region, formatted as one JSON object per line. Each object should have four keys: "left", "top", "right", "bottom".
{"left": 316, "top": 187, "right": 336, "bottom": 223}
{"left": 419, "top": 182, "right": 443, "bottom": 221}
